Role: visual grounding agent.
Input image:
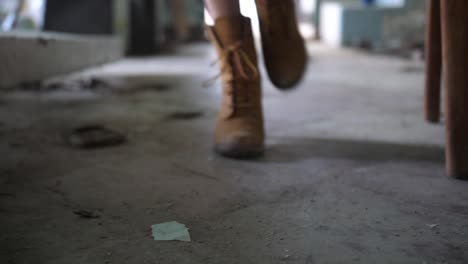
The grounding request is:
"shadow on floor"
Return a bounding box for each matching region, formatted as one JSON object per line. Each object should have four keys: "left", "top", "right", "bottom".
{"left": 261, "top": 137, "right": 445, "bottom": 164}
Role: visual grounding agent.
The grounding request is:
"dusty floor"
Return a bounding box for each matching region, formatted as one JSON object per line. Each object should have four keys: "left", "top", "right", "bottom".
{"left": 1, "top": 43, "right": 467, "bottom": 264}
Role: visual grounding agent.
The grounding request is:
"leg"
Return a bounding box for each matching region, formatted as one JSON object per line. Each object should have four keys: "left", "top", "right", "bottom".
{"left": 441, "top": 0, "right": 468, "bottom": 179}
{"left": 424, "top": 0, "right": 442, "bottom": 123}
{"left": 204, "top": 0, "right": 241, "bottom": 20}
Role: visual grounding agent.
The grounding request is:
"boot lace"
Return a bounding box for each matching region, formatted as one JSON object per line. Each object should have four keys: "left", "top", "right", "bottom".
{"left": 206, "top": 41, "right": 258, "bottom": 115}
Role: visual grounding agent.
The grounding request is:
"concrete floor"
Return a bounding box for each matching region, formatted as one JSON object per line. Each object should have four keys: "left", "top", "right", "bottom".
{"left": 1, "top": 43, "right": 467, "bottom": 264}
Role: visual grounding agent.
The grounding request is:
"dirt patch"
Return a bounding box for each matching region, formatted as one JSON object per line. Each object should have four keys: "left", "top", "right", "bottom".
{"left": 74, "top": 210, "right": 101, "bottom": 219}
{"left": 63, "top": 125, "right": 127, "bottom": 149}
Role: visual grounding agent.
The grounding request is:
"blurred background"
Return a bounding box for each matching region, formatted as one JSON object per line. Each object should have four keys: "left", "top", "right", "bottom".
{"left": 0, "top": 0, "right": 427, "bottom": 88}
{"left": 0, "top": 0, "right": 425, "bottom": 55}
{"left": 4, "top": 2, "right": 468, "bottom": 264}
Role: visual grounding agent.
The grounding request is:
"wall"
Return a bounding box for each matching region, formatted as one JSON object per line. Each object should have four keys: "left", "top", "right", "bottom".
{"left": 320, "top": 0, "right": 426, "bottom": 52}
{"left": 382, "top": 0, "right": 426, "bottom": 50}
{"left": 0, "top": 32, "right": 123, "bottom": 88}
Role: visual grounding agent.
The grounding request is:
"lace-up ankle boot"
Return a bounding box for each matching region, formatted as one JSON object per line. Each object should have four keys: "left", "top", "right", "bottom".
{"left": 207, "top": 16, "right": 265, "bottom": 159}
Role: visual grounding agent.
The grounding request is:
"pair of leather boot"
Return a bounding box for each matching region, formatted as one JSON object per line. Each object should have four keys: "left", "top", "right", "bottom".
{"left": 207, "top": 0, "right": 307, "bottom": 159}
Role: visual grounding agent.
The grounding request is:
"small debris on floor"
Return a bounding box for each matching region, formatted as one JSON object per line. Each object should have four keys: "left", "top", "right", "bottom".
{"left": 8, "top": 140, "right": 24, "bottom": 148}
{"left": 165, "top": 111, "right": 203, "bottom": 121}
{"left": 63, "top": 125, "right": 127, "bottom": 149}
{"left": 15, "top": 77, "right": 109, "bottom": 92}
{"left": 426, "top": 224, "right": 439, "bottom": 229}
{"left": 37, "top": 37, "right": 49, "bottom": 46}
{"left": 82, "top": 78, "right": 109, "bottom": 90}
{"left": 48, "top": 78, "right": 109, "bottom": 92}
{"left": 151, "top": 221, "right": 191, "bottom": 242}
{"left": 145, "top": 84, "right": 171, "bottom": 92}
{"left": 73, "top": 210, "right": 101, "bottom": 219}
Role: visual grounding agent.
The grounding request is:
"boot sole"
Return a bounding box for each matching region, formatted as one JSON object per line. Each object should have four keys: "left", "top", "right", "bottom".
{"left": 215, "top": 145, "right": 264, "bottom": 160}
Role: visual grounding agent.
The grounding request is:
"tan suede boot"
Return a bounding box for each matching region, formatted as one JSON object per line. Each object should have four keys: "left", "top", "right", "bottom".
{"left": 255, "top": 0, "right": 307, "bottom": 89}
{"left": 207, "top": 16, "right": 265, "bottom": 159}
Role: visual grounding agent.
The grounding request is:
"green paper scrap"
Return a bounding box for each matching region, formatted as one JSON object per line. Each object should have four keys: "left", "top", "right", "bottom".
{"left": 151, "top": 221, "right": 191, "bottom": 242}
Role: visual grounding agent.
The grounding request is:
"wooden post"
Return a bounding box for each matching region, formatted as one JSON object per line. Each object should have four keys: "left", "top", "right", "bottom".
{"left": 424, "top": 0, "right": 442, "bottom": 123}
{"left": 441, "top": 0, "right": 468, "bottom": 179}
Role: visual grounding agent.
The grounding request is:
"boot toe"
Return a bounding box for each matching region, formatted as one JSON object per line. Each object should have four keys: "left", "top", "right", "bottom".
{"left": 269, "top": 64, "right": 307, "bottom": 90}
{"left": 215, "top": 133, "right": 264, "bottom": 159}
{"left": 266, "top": 47, "right": 308, "bottom": 90}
